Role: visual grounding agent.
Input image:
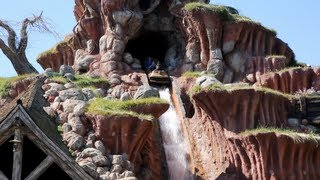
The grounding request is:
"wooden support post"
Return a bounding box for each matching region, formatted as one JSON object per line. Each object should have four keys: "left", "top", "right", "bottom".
{"left": 0, "top": 170, "right": 8, "bottom": 180}
{"left": 11, "top": 118, "right": 23, "bottom": 180}
{"left": 25, "top": 156, "right": 54, "bottom": 180}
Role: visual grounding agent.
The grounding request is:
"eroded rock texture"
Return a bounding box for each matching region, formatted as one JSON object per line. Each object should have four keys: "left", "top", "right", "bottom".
{"left": 193, "top": 89, "right": 290, "bottom": 133}
{"left": 178, "top": 7, "right": 294, "bottom": 82}
{"left": 224, "top": 133, "right": 320, "bottom": 179}
{"left": 38, "top": 1, "right": 295, "bottom": 84}
{"left": 33, "top": 1, "right": 320, "bottom": 179}
{"left": 183, "top": 88, "right": 320, "bottom": 179}
{"left": 37, "top": 36, "right": 76, "bottom": 72}
{"left": 255, "top": 67, "right": 320, "bottom": 94}
{"left": 85, "top": 103, "right": 169, "bottom": 179}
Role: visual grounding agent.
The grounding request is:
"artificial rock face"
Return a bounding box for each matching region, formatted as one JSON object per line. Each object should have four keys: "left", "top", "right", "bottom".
{"left": 39, "top": 0, "right": 213, "bottom": 77}
{"left": 35, "top": 2, "right": 311, "bottom": 179}
{"left": 39, "top": 0, "right": 294, "bottom": 85}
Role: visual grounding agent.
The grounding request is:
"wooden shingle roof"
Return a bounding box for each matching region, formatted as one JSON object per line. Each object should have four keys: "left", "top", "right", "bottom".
{"left": 0, "top": 76, "right": 93, "bottom": 180}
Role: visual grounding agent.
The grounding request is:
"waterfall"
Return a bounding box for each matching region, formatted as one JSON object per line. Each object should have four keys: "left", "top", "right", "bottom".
{"left": 159, "top": 88, "right": 191, "bottom": 180}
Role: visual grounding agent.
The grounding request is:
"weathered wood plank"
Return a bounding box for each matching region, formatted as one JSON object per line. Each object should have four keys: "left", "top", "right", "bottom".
{"left": 0, "top": 170, "right": 8, "bottom": 180}
{"left": 18, "top": 106, "right": 94, "bottom": 180}
{"left": 0, "top": 105, "right": 19, "bottom": 135}
{"left": 25, "top": 156, "right": 54, "bottom": 180}
{"left": 0, "top": 128, "right": 13, "bottom": 146}
{"left": 12, "top": 125, "right": 23, "bottom": 180}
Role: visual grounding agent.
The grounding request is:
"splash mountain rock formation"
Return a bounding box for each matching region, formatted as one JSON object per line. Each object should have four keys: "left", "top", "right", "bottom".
{"left": 0, "top": 1, "right": 320, "bottom": 180}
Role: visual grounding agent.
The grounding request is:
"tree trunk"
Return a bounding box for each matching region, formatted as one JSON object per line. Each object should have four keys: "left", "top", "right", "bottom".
{"left": 9, "top": 55, "right": 39, "bottom": 75}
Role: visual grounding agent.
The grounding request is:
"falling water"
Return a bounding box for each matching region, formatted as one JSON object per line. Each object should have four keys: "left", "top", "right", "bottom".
{"left": 159, "top": 88, "right": 191, "bottom": 180}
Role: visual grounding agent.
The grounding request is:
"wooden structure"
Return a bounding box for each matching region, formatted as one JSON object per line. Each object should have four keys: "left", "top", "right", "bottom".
{"left": 293, "top": 96, "right": 320, "bottom": 125}
{"left": 0, "top": 78, "right": 93, "bottom": 180}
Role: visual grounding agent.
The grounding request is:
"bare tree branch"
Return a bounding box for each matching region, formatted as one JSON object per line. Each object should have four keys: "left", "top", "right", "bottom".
{"left": 18, "top": 12, "right": 45, "bottom": 54}
{"left": 0, "top": 11, "right": 58, "bottom": 74}
{"left": 0, "top": 19, "right": 17, "bottom": 51}
{"left": 0, "top": 38, "right": 16, "bottom": 60}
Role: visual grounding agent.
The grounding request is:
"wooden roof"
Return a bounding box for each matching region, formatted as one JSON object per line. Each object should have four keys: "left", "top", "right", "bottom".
{"left": 0, "top": 77, "right": 93, "bottom": 180}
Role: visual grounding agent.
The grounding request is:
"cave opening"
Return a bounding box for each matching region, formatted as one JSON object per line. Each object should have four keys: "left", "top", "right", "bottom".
{"left": 125, "top": 31, "right": 169, "bottom": 70}
{"left": 0, "top": 136, "right": 71, "bottom": 179}
{"left": 139, "top": 0, "right": 153, "bottom": 11}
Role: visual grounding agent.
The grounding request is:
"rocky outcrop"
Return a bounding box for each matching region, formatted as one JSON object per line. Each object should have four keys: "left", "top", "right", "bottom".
{"left": 255, "top": 67, "right": 320, "bottom": 94}
{"left": 86, "top": 114, "right": 167, "bottom": 180}
{"left": 223, "top": 132, "right": 320, "bottom": 179}
{"left": 0, "top": 75, "right": 37, "bottom": 107}
{"left": 37, "top": 40, "right": 75, "bottom": 71}
{"left": 84, "top": 100, "right": 169, "bottom": 179}
{"left": 185, "top": 88, "right": 292, "bottom": 179}
{"left": 245, "top": 56, "right": 287, "bottom": 83}
{"left": 86, "top": 114, "right": 152, "bottom": 163}
{"left": 178, "top": 4, "right": 294, "bottom": 82}
{"left": 179, "top": 87, "right": 320, "bottom": 179}
{"left": 192, "top": 88, "right": 290, "bottom": 132}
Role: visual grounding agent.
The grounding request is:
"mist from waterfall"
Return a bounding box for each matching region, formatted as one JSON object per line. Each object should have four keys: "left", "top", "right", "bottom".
{"left": 159, "top": 88, "right": 191, "bottom": 180}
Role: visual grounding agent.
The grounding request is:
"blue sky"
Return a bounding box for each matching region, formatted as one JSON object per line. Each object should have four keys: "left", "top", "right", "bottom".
{"left": 0, "top": 0, "right": 319, "bottom": 77}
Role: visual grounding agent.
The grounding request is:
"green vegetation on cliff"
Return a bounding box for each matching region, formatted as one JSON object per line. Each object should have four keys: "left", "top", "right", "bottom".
{"left": 38, "top": 34, "right": 74, "bottom": 59}
{"left": 182, "top": 71, "right": 202, "bottom": 78}
{"left": 193, "top": 82, "right": 293, "bottom": 99}
{"left": 0, "top": 74, "right": 37, "bottom": 97}
{"left": 50, "top": 74, "right": 108, "bottom": 88}
{"left": 184, "top": 2, "right": 277, "bottom": 35}
{"left": 86, "top": 97, "right": 168, "bottom": 120}
{"left": 241, "top": 127, "right": 320, "bottom": 144}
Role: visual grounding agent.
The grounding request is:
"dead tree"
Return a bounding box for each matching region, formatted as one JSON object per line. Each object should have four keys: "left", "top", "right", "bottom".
{"left": 0, "top": 12, "right": 54, "bottom": 75}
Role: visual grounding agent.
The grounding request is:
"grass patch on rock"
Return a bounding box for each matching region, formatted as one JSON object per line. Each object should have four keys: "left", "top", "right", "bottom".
{"left": 50, "top": 74, "right": 108, "bottom": 88}
{"left": 0, "top": 74, "right": 37, "bottom": 97}
{"left": 86, "top": 97, "right": 168, "bottom": 120}
{"left": 182, "top": 71, "right": 202, "bottom": 78}
{"left": 241, "top": 127, "right": 320, "bottom": 144}
{"left": 193, "top": 82, "right": 293, "bottom": 99}
{"left": 37, "top": 40, "right": 69, "bottom": 59}
{"left": 184, "top": 2, "right": 277, "bottom": 35}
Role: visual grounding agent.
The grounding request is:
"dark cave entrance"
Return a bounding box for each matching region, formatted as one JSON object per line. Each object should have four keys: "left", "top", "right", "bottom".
{"left": 139, "top": 0, "right": 153, "bottom": 11}
{"left": 125, "top": 31, "right": 169, "bottom": 71}
{"left": 0, "top": 136, "right": 71, "bottom": 179}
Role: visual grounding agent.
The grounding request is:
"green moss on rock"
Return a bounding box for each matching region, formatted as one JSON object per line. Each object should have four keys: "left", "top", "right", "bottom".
{"left": 193, "top": 82, "right": 293, "bottom": 99}
{"left": 241, "top": 127, "right": 320, "bottom": 144}
{"left": 0, "top": 74, "right": 37, "bottom": 98}
{"left": 86, "top": 98, "right": 168, "bottom": 120}
{"left": 50, "top": 74, "right": 108, "bottom": 88}
{"left": 184, "top": 2, "right": 277, "bottom": 35}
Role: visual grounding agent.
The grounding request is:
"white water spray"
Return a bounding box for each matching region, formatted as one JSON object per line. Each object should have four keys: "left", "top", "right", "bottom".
{"left": 159, "top": 88, "right": 191, "bottom": 180}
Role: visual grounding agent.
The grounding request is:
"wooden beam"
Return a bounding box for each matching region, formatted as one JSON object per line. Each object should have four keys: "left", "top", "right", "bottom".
{"left": 25, "top": 156, "right": 54, "bottom": 180}
{"left": 18, "top": 106, "right": 94, "bottom": 180}
{"left": 0, "top": 170, "right": 8, "bottom": 180}
{"left": 0, "top": 106, "right": 19, "bottom": 135}
{"left": 0, "top": 128, "right": 13, "bottom": 146}
{"left": 12, "top": 120, "right": 23, "bottom": 180}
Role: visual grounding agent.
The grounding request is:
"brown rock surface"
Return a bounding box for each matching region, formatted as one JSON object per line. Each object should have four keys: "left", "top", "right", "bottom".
{"left": 178, "top": 6, "right": 294, "bottom": 81}
{"left": 255, "top": 67, "right": 320, "bottom": 94}
{"left": 86, "top": 114, "right": 167, "bottom": 179}
{"left": 37, "top": 40, "right": 75, "bottom": 71}
{"left": 185, "top": 88, "right": 291, "bottom": 179}
{"left": 192, "top": 89, "right": 290, "bottom": 132}
{"left": 245, "top": 56, "right": 287, "bottom": 83}
{"left": 223, "top": 132, "right": 320, "bottom": 179}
